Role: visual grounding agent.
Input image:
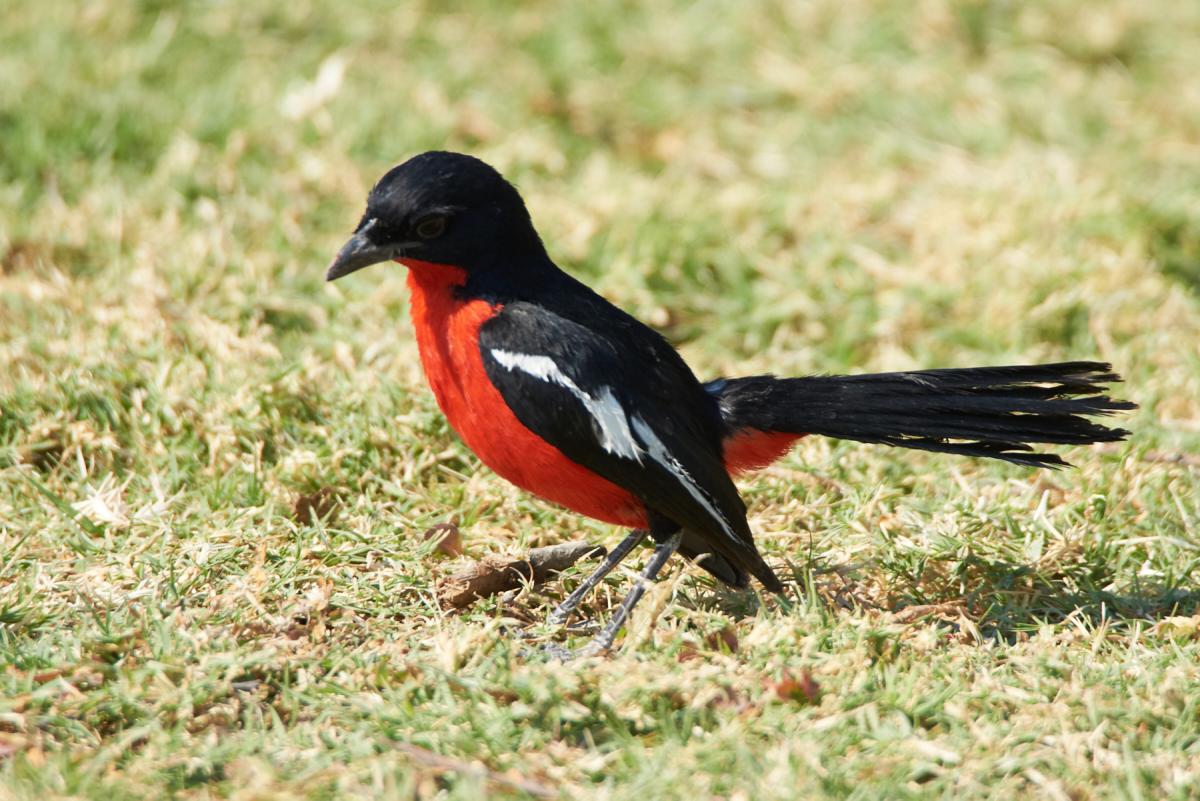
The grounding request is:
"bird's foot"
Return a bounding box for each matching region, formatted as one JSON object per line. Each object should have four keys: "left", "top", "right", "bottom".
{"left": 512, "top": 617, "right": 604, "bottom": 661}
{"left": 519, "top": 636, "right": 611, "bottom": 662}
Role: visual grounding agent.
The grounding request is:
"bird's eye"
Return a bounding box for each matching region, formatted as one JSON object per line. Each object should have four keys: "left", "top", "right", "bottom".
{"left": 415, "top": 215, "right": 447, "bottom": 240}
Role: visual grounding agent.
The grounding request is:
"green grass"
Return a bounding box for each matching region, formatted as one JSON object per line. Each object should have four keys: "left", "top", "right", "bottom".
{"left": 2, "top": 0, "right": 1199, "bottom": 797}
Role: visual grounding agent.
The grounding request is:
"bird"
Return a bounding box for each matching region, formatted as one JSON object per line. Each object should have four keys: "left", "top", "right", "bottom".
{"left": 325, "top": 150, "right": 1134, "bottom": 657}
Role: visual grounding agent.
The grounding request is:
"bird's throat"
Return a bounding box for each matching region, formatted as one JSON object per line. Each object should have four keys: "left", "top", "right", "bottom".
{"left": 398, "top": 257, "right": 469, "bottom": 291}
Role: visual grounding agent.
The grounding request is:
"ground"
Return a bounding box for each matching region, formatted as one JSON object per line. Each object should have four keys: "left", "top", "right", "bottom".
{"left": 2, "top": 1, "right": 1199, "bottom": 798}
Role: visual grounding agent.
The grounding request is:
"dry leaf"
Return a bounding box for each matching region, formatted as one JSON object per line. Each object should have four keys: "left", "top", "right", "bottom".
{"left": 704, "top": 626, "right": 739, "bottom": 653}
{"left": 293, "top": 488, "right": 338, "bottom": 525}
{"left": 770, "top": 669, "right": 821, "bottom": 705}
{"left": 423, "top": 522, "right": 463, "bottom": 557}
{"left": 1150, "top": 616, "right": 1200, "bottom": 639}
{"left": 437, "top": 542, "right": 606, "bottom": 609}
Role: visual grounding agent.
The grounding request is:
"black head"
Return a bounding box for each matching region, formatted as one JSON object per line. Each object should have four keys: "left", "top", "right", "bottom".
{"left": 326, "top": 151, "right": 546, "bottom": 281}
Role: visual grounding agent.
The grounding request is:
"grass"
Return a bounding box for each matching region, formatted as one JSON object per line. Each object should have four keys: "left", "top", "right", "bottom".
{"left": 2, "top": 0, "right": 1199, "bottom": 797}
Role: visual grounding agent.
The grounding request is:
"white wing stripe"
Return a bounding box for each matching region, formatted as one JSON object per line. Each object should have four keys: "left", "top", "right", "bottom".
{"left": 630, "top": 415, "right": 740, "bottom": 544}
{"left": 490, "top": 349, "right": 740, "bottom": 544}
{"left": 489, "top": 349, "right": 642, "bottom": 461}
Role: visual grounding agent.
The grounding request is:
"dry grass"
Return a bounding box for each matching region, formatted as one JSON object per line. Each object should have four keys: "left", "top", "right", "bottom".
{"left": 1, "top": 0, "right": 1199, "bottom": 798}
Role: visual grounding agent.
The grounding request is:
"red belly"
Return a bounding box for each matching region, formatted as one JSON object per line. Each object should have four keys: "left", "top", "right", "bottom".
{"left": 401, "top": 258, "right": 649, "bottom": 529}
{"left": 723, "top": 429, "right": 802, "bottom": 475}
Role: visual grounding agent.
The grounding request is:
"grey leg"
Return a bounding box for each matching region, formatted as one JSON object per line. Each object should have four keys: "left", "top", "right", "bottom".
{"left": 547, "top": 529, "right": 648, "bottom": 627}
{"left": 577, "top": 530, "right": 683, "bottom": 658}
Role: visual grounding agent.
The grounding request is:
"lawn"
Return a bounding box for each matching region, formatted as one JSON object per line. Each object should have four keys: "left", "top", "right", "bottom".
{"left": 2, "top": 1, "right": 1199, "bottom": 798}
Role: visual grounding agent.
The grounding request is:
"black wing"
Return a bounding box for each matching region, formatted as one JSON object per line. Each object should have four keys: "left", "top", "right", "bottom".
{"left": 478, "top": 301, "right": 782, "bottom": 592}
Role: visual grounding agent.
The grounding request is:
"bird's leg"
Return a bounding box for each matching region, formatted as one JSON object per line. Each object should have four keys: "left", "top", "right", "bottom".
{"left": 577, "top": 530, "right": 683, "bottom": 658}
{"left": 547, "top": 529, "right": 648, "bottom": 627}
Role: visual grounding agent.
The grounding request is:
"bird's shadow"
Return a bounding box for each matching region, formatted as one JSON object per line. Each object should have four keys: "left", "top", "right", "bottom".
{"left": 676, "top": 553, "right": 1200, "bottom": 642}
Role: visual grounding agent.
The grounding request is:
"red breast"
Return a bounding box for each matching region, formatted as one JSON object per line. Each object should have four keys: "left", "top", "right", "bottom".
{"left": 400, "top": 257, "right": 649, "bottom": 529}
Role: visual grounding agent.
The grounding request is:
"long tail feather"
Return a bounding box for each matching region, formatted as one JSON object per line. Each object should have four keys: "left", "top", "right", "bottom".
{"left": 706, "top": 361, "right": 1134, "bottom": 468}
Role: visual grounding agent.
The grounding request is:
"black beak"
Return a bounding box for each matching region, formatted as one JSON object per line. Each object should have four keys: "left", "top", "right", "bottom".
{"left": 326, "top": 231, "right": 402, "bottom": 282}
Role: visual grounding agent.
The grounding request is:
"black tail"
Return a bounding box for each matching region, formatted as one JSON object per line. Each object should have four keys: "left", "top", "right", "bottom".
{"left": 706, "top": 361, "right": 1135, "bottom": 468}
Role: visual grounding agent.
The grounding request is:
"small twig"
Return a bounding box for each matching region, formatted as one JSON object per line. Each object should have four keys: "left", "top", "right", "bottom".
{"left": 437, "top": 542, "right": 607, "bottom": 609}
{"left": 892, "top": 602, "right": 967, "bottom": 624}
{"left": 1095, "top": 444, "right": 1200, "bottom": 468}
{"left": 391, "top": 742, "right": 556, "bottom": 798}
{"left": 1138, "top": 451, "right": 1200, "bottom": 468}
